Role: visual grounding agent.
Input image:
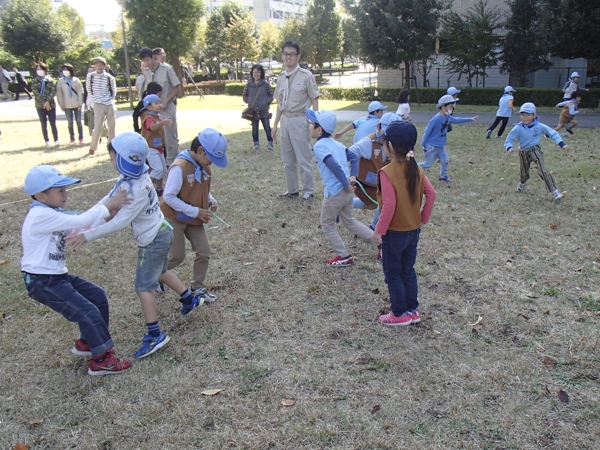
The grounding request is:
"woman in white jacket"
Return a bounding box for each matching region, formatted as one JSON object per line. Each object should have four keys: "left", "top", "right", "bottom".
{"left": 56, "top": 63, "right": 84, "bottom": 144}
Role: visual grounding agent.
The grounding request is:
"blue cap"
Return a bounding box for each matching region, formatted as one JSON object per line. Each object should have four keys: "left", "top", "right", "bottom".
{"left": 111, "top": 132, "right": 149, "bottom": 178}
{"left": 519, "top": 102, "right": 536, "bottom": 114}
{"left": 305, "top": 108, "right": 337, "bottom": 134}
{"left": 378, "top": 112, "right": 402, "bottom": 131}
{"left": 142, "top": 94, "right": 160, "bottom": 109}
{"left": 24, "top": 165, "right": 81, "bottom": 195}
{"left": 383, "top": 121, "right": 417, "bottom": 149}
{"left": 199, "top": 128, "right": 228, "bottom": 167}
{"left": 447, "top": 87, "right": 461, "bottom": 95}
{"left": 504, "top": 86, "right": 516, "bottom": 93}
{"left": 368, "top": 101, "right": 387, "bottom": 113}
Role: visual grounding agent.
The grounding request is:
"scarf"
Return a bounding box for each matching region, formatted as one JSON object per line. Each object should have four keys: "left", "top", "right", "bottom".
{"left": 109, "top": 176, "right": 134, "bottom": 197}
{"left": 281, "top": 65, "right": 300, "bottom": 109}
{"left": 176, "top": 149, "right": 210, "bottom": 184}
{"left": 39, "top": 77, "right": 46, "bottom": 96}
{"left": 30, "top": 200, "right": 77, "bottom": 215}
{"left": 64, "top": 76, "right": 73, "bottom": 97}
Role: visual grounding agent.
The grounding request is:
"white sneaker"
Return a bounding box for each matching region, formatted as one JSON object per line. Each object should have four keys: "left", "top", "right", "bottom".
{"left": 191, "top": 286, "right": 217, "bottom": 303}
{"left": 54, "top": 140, "right": 60, "bottom": 146}
{"left": 45, "top": 141, "right": 50, "bottom": 147}
{"left": 517, "top": 182, "right": 525, "bottom": 192}
{"left": 552, "top": 189, "right": 563, "bottom": 199}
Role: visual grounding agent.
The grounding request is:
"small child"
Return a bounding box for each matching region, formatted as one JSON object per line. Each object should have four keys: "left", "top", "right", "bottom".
{"left": 133, "top": 81, "right": 162, "bottom": 133}
{"left": 554, "top": 91, "right": 581, "bottom": 136}
{"left": 334, "top": 101, "right": 388, "bottom": 143}
{"left": 161, "top": 128, "right": 227, "bottom": 301}
{"left": 395, "top": 89, "right": 411, "bottom": 121}
{"left": 504, "top": 102, "right": 571, "bottom": 199}
{"left": 373, "top": 121, "right": 436, "bottom": 326}
{"left": 21, "top": 165, "right": 132, "bottom": 375}
{"left": 66, "top": 132, "right": 205, "bottom": 359}
{"left": 486, "top": 86, "right": 516, "bottom": 139}
{"left": 445, "top": 87, "right": 461, "bottom": 133}
{"left": 562, "top": 72, "right": 587, "bottom": 102}
{"left": 306, "top": 108, "right": 375, "bottom": 267}
{"left": 419, "top": 94, "right": 478, "bottom": 183}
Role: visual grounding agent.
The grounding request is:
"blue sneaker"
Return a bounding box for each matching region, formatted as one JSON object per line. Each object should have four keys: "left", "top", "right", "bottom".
{"left": 133, "top": 332, "right": 170, "bottom": 359}
{"left": 180, "top": 295, "right": 205, "bottom": 316}
{"left": 439, "top": 176, "right": 453, "bottom": 183}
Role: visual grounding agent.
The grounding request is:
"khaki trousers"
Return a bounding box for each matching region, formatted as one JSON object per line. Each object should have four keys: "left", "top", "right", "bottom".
{"left": 90, "top": 103, "right": 116, "bottom": 151}
{"left": 280, "top": 114, "right": 314, "bottom": 195}
{"left": 166, "top": 219, "right": 210, "bottom": 289}
{"left": 321, "top": 190, "right": 373, "bottom": 256}
{"left": 163, "top": 101, "right": 179, "bottom": 165}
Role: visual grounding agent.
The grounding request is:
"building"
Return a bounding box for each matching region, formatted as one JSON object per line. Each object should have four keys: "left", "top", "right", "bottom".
{"left": 206, "top": 0, "right": 307, "bottom": 25}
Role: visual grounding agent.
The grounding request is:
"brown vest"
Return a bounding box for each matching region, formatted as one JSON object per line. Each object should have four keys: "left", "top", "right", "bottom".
{"left": 377, "top": 160, "right": 424, "bottom": 232}
{"left": 160, "top": 158, "right": 211, "bottom": 226}
{"left": 356, "top": 132, "right": 386, "bottom": 210}
{"left": 140, "top": 112, "right": 165, "bottom": 150}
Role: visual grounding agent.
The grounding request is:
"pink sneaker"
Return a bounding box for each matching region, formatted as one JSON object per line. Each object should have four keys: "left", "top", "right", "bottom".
{"left": 71, "top": 339, "right": 92, "bottom": 356}
{"left": 410, "top": 310, "right": 421, "bottom": 323}
{"left": 378, "top": 311, "right": 412, "bottom": 326}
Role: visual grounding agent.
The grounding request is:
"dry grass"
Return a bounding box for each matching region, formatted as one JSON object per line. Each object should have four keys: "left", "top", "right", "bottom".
{"left": 1, "top": 110, "right": 600, "bottom": 450}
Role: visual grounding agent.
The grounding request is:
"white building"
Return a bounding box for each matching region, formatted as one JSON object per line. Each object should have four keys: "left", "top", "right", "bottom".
{"left": 206, "top": 0, "right": 307, "bottom": 25}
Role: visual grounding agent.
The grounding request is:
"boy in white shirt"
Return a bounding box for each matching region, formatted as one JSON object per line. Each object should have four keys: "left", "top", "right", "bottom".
{"left": 21, "top": 165, "right": 131, "bottom": 375}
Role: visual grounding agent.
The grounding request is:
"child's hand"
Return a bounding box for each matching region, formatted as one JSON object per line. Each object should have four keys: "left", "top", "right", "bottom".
{"left": 208, "top": 201, "right": 218, "bottom": 212}
{"left": 563, "top": 144, "right": 571, "bottom": 152}
{"left": 506, "top": 147, "right": 514, "bottom": 154}
{"left": 348, "top": 176, "right": 356, "bottom": 185}
{"left": 334, "top": 132, "right": 343, "bottom": 139}
{"left": 65, "top": 233, "right": 87, "bottom": 252}
{"left": 472, "top": 116, "right": 479, "bottom": 122}
{"left": 162, "top": 118, "right": 173, "bottom": 126}
{"left": 372, "top": 232, "right": 382, "bottom": 245}
{"left": 196, "top": 208, "right": 213, "bottom": 223}
{"left": 105, "top": 190, "right": 132, "bottom": 211}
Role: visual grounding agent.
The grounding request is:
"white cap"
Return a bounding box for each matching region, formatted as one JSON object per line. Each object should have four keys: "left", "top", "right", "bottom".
{"left": 437, "top": 94, "right": 458, "bottom": 110}
{"left": 447, "top": 87, "right": 461, "bottom": 95}
{"left": 504, "top": 86, "right": 516, "bottom": 93}
{"left": 519, "top": 102, "right": 536, "bottom": 114}
{"left": 571, "top": 72, "right": 580, "bottom": 78}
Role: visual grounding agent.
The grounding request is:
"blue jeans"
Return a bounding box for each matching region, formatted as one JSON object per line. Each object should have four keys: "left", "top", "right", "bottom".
{"left": 352, "top": 198, "right": 380, "bottom": 229}
{"left": 251, "top": 116, "right": 272, "bottom": 146}
{"left": 36, "top": 107, "right": 58, "bottom": 142}
{"left": 64, "top": 107, "right": 84, "bottom": 141}
{"left": 418, "top": 146, "right": 449, "bottom": 177}
{"left": 22, "top": 272, "right": 113, "bottom": 355}
{"left": 381, "top": 229, "right": 421, "bottom": 316}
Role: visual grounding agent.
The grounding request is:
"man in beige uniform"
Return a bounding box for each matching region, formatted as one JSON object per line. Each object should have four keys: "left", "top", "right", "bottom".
{"left": 272, "top": 41, "right": 320, "bottom": 201}
{"left": 140, "top": 47, "right": 181, "bottom": 165}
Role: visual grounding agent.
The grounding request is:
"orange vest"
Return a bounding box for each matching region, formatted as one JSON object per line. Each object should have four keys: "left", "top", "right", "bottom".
{"left": 160, "top": 158, "right": 211, "bottom": 226}
{"left": 356, "top": 132, "right": 386, "bottom": 210}
{"left": 377, "top": 160, "right": 424, "bottom": 232}
{"left": 140, "top": 112, "right": 165, "bottom": 151}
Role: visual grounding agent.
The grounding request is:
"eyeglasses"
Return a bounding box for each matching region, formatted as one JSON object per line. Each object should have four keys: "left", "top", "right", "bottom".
{"left": 282, "top": 52, "right": 298, "bottom": 57}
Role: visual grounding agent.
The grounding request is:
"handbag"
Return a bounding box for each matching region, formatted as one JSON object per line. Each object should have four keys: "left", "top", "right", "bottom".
{"left": 242, "top": 84, "right": 264, "bottom": 121}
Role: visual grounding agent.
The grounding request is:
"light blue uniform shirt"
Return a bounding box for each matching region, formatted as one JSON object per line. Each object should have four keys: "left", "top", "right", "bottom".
{"left": 313, "top": 137, "right": 352, "bottom": 198}
{"left": 496, "top": 94, "right": 514, "bottom": 117}
{"left": 420, "top": 112, "right": 473, "bottom": 148}
{"left": 504, "top": 118, "right": 564, "bottom": 151}
{"left": 352, "top": 114, "right": 380, "bottom": 143}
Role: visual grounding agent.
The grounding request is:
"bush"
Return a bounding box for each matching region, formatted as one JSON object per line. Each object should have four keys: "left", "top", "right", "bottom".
{"left": 224, "top": 83, "right": 245, "bottom": 96}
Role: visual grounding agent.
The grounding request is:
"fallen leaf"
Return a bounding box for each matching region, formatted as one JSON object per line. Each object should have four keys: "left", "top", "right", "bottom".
{"left": 0, "top": 260, "right": 9, "bottom": 266}
{"left": 543, "top": 310, "right": 550, "bottom": 315}
{"left": 372, "top": 288, "right": 379, "bottom": 294}
{"left": 28, "top": 418, "right": 44, "bottom": 426}
{"left": 370, "top": 404, "right": 381, "bottom": 414}
{"left": 469, "top": 315, "right": 483, "bottom": 326}
{"left": 557, "top": 390, "right": 569, "bottom": 404}
{"left": 243, "top": 262, "right": 254, "bottom": 266}
{"left": 471, "top": 328, "right": 479, "bottom": 335}
{"left": 281, "top": 222, "right": 287, "bottom": 228}
{"left": 13, "top": 444, "right": 29, "bottom": 450}
{"left": 543, "top": 356, "right": 558, "bottom": 367}
{"left": 201, "top": 389, "right": 222, "bottom": 396}
{"left": 549, "top": 223, "right": 557, "bottom": 229}
{"left": 166, "top": 401, "right": 173, "bottom": 407}
{"left": 281, "top": 399, "right": 296, "bottom": 406}
{"left": 452, "top": 410, "right": 460, "bottom": 417}
{"left": 433, "top": 330, "right": 441, "bottom": 335}
{"left": 575, "top": 265, "right": 585, "bottom": 272}
{"left": 518, "top": 313, "right": 529, "bottom": 321}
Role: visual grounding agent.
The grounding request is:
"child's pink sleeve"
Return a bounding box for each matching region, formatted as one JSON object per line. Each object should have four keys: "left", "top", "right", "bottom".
{"left": 374, "top": 171, "right": 395, "bottom": 235}
{"left": 421, "top": 175, "right": 436, "bottom": 224}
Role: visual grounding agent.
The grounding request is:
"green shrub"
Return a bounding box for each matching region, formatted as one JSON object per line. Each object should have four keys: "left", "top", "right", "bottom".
{"left": 224, "top": 83, "right": 245, "bottom": 96}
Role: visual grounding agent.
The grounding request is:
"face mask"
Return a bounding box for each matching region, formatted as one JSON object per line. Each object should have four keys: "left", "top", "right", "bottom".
{"left": 62, "top": 70, "right": 70, "bottom": 78}
{"left": 446, "top": 107, "right": 453, "bottom": 115}
{"left": 36, "top": 70, "right": 45, "bottom": 77}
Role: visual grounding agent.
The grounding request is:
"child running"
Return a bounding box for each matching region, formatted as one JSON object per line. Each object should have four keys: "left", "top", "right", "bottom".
{"left": 66, "top": 132, "right": 205, "bottom": 359}
{"left": 562, "top": 72, "right": 587, "bottom": 102}
{"left": 486, "top": 86, "right": 516, "bottom": 139}
{"left": 21, "top": 165, "right": 132, "bottom": 375}
{"left": 306, "top": 108, "right": 375, "bottom": 266}
{"left": 373, "top": 121, "right": 436, "bottom": 326}
{"left": 419, "top": 94, "right": 478, "bottom": 182}
{"left": 554, "top": 91, "right": 581, "bottom": 137}
{"left": 504, "top": 102, "right": 570, "bottom": 199}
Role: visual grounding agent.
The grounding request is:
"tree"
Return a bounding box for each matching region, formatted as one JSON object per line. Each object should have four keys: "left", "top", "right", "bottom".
{"left": 204, "top": 11, "right": 227, "bottom": 80}
{"left": 226, "top": 13, "right": 259, "bottom": 79}
{"left": 124, "top": 0, "right": 204, "bottom": 87}
{"left": 304, "top": 0, "right": 342, "bottom": 68}
{"left": 441, "top": 0, "right": 502, "bottom": 87}
{"left": 340, "top": 16, "right": 360, "bottom": 68}
{"left": 0, "top": 0, "right": 65, "bottom": 63}
{"left": 259, "top": 21, "right": 281, "bottom": 68}
{"left": 500, "top": 0, "right": 551, "bottom": 87}
{"left": 344, "top": 0, "right": 445, "bottom": 87}
{"left": 111, "top": 16, "right": 142, "bottom": 76}
{"left": 279, "top": 16, "right": 309, "bottom": 58}
{"left": 220, "top": 0, "right": 247, "bottom": 26}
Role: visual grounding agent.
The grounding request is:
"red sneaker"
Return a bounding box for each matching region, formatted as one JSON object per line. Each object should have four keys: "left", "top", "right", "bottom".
{"left": 410, "top": 310, "right": 421, "bottom": 323}
{"left": 378, "top": 311, "right": 412, "bottom": 326}
{"left": 88, "top": 350, "right": 132, "bottom": 375}
{"left": 324, "top": 255, "right": 353, "bottom": 267}
{"left": 71, "top": 339, "right": 92, "bottom": 356}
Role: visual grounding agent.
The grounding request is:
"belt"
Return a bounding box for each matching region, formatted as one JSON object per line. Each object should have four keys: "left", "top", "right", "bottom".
{"left": 282, "top": 112, "right": 305, "bottom": 118}
{"left": 158, "top": 220, "right": 173, "bottom": 232}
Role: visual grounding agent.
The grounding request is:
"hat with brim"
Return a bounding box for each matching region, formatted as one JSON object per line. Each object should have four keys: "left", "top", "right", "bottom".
{"left": 447, "top": 87, "right": 461, "bottom": 95}
{"left": 504, "top": 86, "right": 516, "bottom": 93}
{"left": 199, "top": 128, "right": 228, "bottom": 167}
{"left": 519, "top": 102, "right": 536, "bottom": 114}
{"left": 141, "top": 94, "right": 160, "bottom": 112}
{"left": 383, "top": 121, "right": 417, "bottom": 149}
{"left": 437, "top": 94, "right": 459, "bottom": 110}
{"left": 111, "top": 132, "right": 149, "bottom": 179}
{"left": 92, "top": 56, "right": 107, "bottom": 65}
{"left": 378, "top": 112, "right": 402, "bottom": 131}
{"left": 24, "top": 165, "right": 81, "bottom": 196}
{"left": 368, "top": 101, "right": 388, "bottom": 113}
{"left": 305, "top": 108, "right": 337, "bottom": 134}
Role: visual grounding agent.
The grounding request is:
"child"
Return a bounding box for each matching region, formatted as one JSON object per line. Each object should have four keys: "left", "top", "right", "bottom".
{"left": 140, "top": 94, "right": 173, "bottom": 197}
{"left": 395, "top": 89, "right": 411, "bottom": 121}
{"left": 306, "top": 108, "right": 375, "bottom": 266}
{"left": 419, "top": 94, "right": 478, "bottom": 182}
{"left": 504, "top": 102, "right": 571, "bottom": 199}
{"left": 562, "top": 72, "right": 587, "bottom": 101}
{"left": 133, "top": 81, "right": 162, "bottom": 133}
{"left": 486, "top": 86, "right": 516, "bottom": 139}
{"left": 161, "top": 128, "right": 227, "bottom": 302}
{"left": 334, "top": 101, "right": 388, "bottom": 143}
{"left": 554, "top": 91, "right": 581, "bottom": 136}
{"left": 21, "top": 165, "right": 132, "bottom": 375}
{"left": 66, "top": 132, "right": 205, "bottom": 359}
{"left": 372, "top": 121, "right": 436, "bottom": 326}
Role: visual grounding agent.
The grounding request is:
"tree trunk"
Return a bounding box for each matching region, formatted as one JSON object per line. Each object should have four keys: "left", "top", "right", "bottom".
{"left": 170, "top": 57, "right": 185, "bottom": 98}
{"left": 404, "top": 60, "right": 410, "bottom": 88}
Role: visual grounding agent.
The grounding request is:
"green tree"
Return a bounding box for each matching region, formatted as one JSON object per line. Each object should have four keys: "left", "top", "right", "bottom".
{"left": 0, "top": 0, "right": 65, "bottom": 64}
{"left": 500, "top": 0, "right": 551, "bottom": 87}
{"left": 304, "top": 0, "right": 342, "bottom": 68}
{"left": 279, "top": 17, "right": 308, "bottom": 60}
{"left": 259, "top": 21, "right": 281, "bottom": 68}
{"left": 124, "top": 0, "right": 204, "bottom": 85}
{"left": 441, "top": 0, "right": 503, "bottom": 87}
{"left": 340, "top": 16, "right": 360, "bottom": 67}
{"left": 344, "top": 0, "right": 445, "bottom": 87}
{"left": 226, "top": 13, "right": 259, "bottom": 79}
{"left": 220, "top": 0, "right": 248, "bottom": 26}
{"left": 111, "top": 16, "right": 141, "bottom": 77}
{"left": 204, "top": 11, "right": 227, "bottom": 80}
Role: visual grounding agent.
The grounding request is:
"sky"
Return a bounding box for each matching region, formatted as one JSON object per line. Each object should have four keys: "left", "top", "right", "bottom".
{"left": 61, "top": 0, "right": 121, "bottom": 34}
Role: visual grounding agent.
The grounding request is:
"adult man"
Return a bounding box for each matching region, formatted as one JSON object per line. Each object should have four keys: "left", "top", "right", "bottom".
{"left": 140, "top": 47, "right": 181, "bottom": 165}
{"left": 272, "top": 41, "right": 320, "bottom": 201}
{"left": 86, "top": 57, "right": 116, "bottom": 156}
{"left": 0, "top": 65, "right": 13, "bottom": 100}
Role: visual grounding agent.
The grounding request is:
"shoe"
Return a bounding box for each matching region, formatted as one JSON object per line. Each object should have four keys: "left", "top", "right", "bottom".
{"left": 565, "top": 123, "right": 572, "bottom": 132}
{"left": 69, "top": 139, "right": 75, "bottom": 144}
{"left": 134, "top": 332, "right": 170, "bottom": 358}
{"left": 88, "top": 149, "right": 95, "bottom": 156}
{"left": 254, "top": 144, "right": 260, "bottom": 151}
{"left": 377, "top": 244, "right": 382, "bottom": 261}
{"left": 378, "top": 311, "right": 412, "bottom": 326}
{"left": 79, "top": 138, "right": 84, "bottom": 144}
{"left": 54, "top": 140, "right": 60, "bottom": 146}
{"left": 181, "top": 295, "right": 205, "bottom": 316}
{"left": 324, "top": 255, "right": 353, "bottom": 267}
{"left": 439, "top": 176, "right": 453, "bottom": 183}
{"left": 71, "top": 339, "right": 92, "bottom": 357}
{"left": 191, "top": 286, "right": 217, "bottom": 303}
{"left": 88, "top": 350, "right": 132, "bottom": 375}
{"left": 278, "top": 191, "right": 299, "bottom": 199}
{"left": 517, "top": 182, "right": 526, "bottom": 192}
{"left": 495, "top": 135, "right": 502, "bottom": 139}
{"left": 566, "top": 128, "right": 574, "bottom": 135}
{"left": 552, "top": 189, "right": 563, "bottom": 200}
{"left": 559, "top": 133, "right": 568, "bottom": 138}
{"left": 267, "top": 143, "right": 274, "bottom": 151}
{"left": 45, "top": 141, "right": 50, "bottom": 147}
{"left": 410, "top": 310, "right": 421, "bottom": 323}
{"left": 156, "top": 187, "right": 164, "bottom": 198}
{"left": 486, "top": 130, "right": 492, "bottom": 139}
{"left": 301, "top": 193, "right": 314, "bottom": 202}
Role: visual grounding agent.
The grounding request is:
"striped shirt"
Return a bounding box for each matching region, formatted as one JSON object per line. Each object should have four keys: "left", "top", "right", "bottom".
{"left": 86, "top": 71, "right": 116, "bottom": 106}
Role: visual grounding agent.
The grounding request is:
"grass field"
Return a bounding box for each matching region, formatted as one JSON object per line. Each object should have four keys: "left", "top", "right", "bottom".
{"left": 1, "top": 108, "right": 600, "bottom": 449}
